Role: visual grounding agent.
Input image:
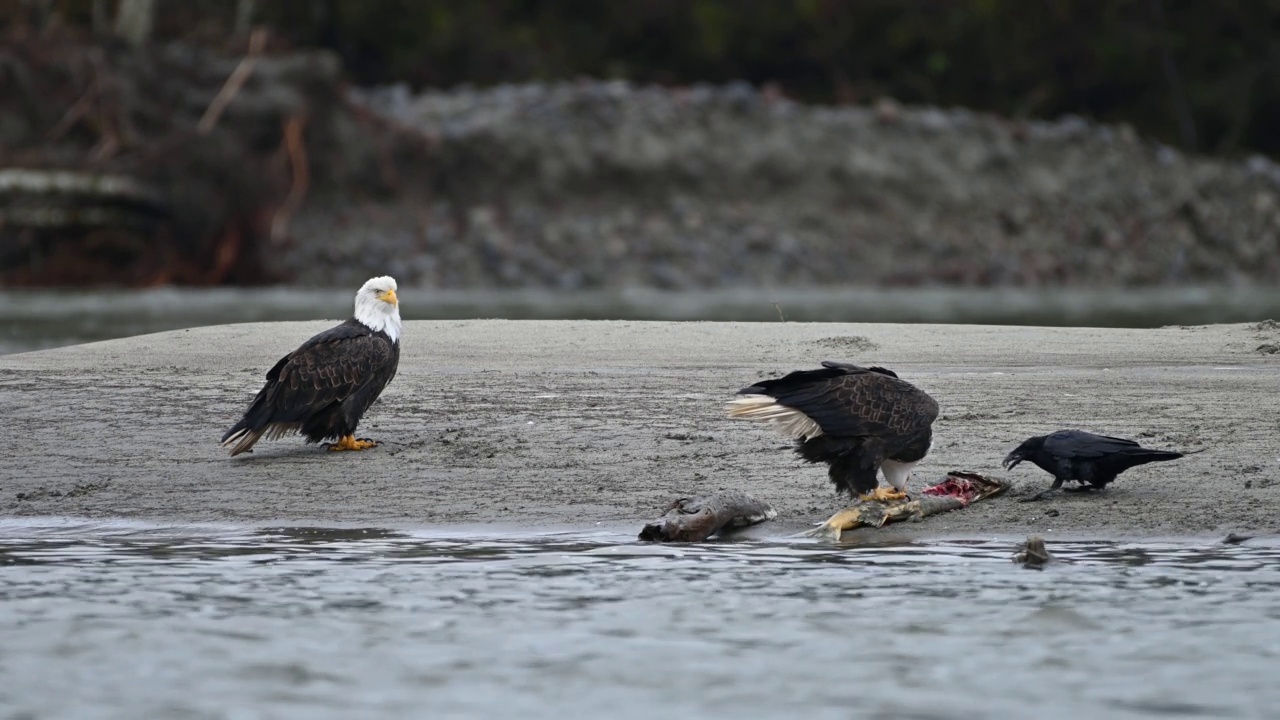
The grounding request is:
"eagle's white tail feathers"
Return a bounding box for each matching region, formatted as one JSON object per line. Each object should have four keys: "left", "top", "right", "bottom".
{"left": 222, "top": 423, "right": 299, "bottom": 456}
{"left": 222, "top": 427, "right": 263, "bottom": 456}
{"left": 263, "top": 423, "right": 300, "bottom": 442}
{"left": 725, "top": 395, "right": 824, "bottom": 440}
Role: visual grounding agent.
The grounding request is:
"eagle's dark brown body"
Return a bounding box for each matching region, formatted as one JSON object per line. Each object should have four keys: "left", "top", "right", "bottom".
{"left": 728, "top": 361, "right": 939, "bottom": 498}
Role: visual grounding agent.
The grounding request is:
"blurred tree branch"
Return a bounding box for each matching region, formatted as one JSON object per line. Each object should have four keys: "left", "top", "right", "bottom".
{"left": 25, "top": 0, "right": 1280, "bottom": 157}
{"left": 113, "top": 0, "right": 155, "bottom": 47}
{"left": 234, "top": 0, "right": 257, "bottom": 40}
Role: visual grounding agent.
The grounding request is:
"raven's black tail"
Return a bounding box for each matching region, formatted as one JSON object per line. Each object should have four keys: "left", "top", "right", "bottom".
{"left": 1121, "top": 448, "right": 1186, "bottom": 467}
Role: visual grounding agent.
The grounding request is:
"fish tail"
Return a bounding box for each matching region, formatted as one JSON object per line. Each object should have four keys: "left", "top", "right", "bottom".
{"left": 801, "top": 523, "right": 844, "bottom": 541}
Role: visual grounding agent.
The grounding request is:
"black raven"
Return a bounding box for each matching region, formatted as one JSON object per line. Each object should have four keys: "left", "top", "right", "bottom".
{"left": 1002, "top": 430, "right": 1195, "bottom": 502}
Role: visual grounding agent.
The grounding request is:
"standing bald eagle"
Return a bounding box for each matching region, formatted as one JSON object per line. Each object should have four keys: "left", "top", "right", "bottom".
{"left": 726, "top": 361, "right": 939, "bottom": 502}
{"left": 221, "top": 276, "right": 402, "bottom": 456}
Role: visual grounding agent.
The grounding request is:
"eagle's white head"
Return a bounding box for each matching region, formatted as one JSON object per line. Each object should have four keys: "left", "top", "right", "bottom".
{"left": 353, "top": 275, "right": 401, "bottom": 343}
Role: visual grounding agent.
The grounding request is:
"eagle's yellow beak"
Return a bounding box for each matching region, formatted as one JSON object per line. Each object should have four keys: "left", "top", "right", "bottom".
{"left": 381, "top": 289, "right": 398, "bottom": 306}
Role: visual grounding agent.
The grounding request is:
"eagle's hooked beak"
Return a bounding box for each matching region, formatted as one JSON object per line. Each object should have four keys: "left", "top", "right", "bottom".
{"left": 381, "top": 289, "right": 398, "bottom": 306}
{"left": 1002, "top": 450, "right": 1023, "bottom": 471}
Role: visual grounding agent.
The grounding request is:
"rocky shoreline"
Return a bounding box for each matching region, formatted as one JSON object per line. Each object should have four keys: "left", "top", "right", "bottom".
{"left": 284, "top": 80, "right": 1280, "bottom": 290}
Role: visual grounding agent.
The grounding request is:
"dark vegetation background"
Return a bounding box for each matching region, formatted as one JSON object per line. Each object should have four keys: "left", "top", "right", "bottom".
{"left": 22, "top": 0, "right": 1280, "bottom": 158}
{"left": 3, "top": 0, "right": 1280, "bottom": 290}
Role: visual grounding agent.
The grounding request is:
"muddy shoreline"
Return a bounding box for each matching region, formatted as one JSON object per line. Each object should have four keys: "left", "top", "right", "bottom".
{"left": 2, "top": 320, "right": 1277, "bottom": 539}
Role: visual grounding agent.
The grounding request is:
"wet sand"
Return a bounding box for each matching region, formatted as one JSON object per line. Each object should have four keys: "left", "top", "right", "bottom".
{"left": 2, "top": 320, "right": 1277, "bottom": 539}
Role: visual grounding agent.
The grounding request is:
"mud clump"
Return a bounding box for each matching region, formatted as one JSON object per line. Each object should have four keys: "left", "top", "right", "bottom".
{"left": 1013, "top": 536, "right": 1055, "bottom": 569}
{"left": 15, "top": 480, "right": 109, "bottom": 501}
{"left": 810, "top": 336, "right": 880, "bottom": 352}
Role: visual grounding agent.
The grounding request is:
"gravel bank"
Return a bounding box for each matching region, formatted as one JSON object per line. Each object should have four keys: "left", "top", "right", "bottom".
{"left": 278, "top": 81, "right": 1280, "bottom": 290}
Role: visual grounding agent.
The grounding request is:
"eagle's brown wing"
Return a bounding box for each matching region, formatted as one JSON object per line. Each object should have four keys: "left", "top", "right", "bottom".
{"left": 258, "top": 332, "right": 398, "bottom": 424}
{"left": 746, "top": 364, "right": 938, "bottom": 439}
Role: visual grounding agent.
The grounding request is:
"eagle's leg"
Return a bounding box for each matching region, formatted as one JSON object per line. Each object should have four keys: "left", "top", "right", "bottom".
{"left": 876, "top": 459, "right": 916, "bottom": 503}
{"left": 326, "top": 435, "right": 379, "bottom": 452}
{"left": 858, "top": 486, "right": 909, "bottom": 503}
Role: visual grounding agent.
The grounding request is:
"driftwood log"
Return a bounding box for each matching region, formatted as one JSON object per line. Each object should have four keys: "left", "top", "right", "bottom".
{"left": 0, "top": 30, "right": 366, "bottom": 286}
{"left": 0, "top": 169, "right": 166, "bottom": 228}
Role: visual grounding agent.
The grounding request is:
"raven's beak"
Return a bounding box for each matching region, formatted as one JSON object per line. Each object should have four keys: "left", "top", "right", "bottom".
{"left": 1002, "top": 451, "right": 1023, "bottom": 471}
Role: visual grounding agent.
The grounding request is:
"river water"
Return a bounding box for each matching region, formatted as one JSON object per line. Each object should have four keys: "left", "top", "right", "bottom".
{"left": 2, "top": 519, "right": 1278, "bottom": 719}
{"left": 5, "top": 287, "right": 1279, "bottom": 718}
{"left": 4, "top": 285, "right": 1280, "bottom": 354}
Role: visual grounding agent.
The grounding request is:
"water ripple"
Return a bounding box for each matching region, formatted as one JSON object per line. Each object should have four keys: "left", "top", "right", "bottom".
{"left": 2, "top": 521, "right": 1279, "bottom": 719}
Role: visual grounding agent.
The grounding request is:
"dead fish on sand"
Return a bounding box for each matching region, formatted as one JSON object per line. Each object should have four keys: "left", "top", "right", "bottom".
{"left": 639, "top": 491, "right": 777, "bottom": 542}
{"left": 1013, "top": 536, "right": 1054, "bottom": 569}
{"left": 805, "top": 470, "right": 1008, "bottom": 541}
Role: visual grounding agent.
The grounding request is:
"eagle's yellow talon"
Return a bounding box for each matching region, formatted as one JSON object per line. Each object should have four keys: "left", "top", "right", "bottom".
{"left": 857, "top": 487, "right": 909, "bottom": 503}
{"left": 326, "top": 435, "right": 379, "bottom": 452}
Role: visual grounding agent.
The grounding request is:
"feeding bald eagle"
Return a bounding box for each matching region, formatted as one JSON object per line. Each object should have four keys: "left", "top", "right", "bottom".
{"left": 221, "top": 276, "right": 402, "bottom": 456}
{"left": 1003, "top": 429, "right": 1196, "bottom": 502}
{"left": 726, "top": 361, "right": 939, "bottom": 503}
